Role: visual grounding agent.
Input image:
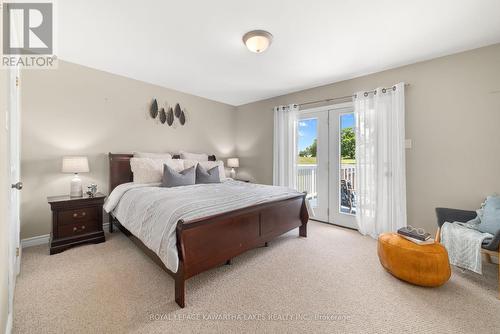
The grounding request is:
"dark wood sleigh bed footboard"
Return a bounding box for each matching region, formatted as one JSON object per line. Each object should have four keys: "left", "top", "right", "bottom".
{"left": 108, "top": 153, "right": 309, "bottom": 308}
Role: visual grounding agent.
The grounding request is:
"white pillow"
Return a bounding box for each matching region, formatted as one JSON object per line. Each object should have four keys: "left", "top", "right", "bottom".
{"left": 130, "top": 157, "right": 183, "bottom": 183}
{"left": 180, "top": 151, "right": 209, "bottom": 161}
{"left": 184, "top": 160, "right": 226, "bottom": 180}
{"left": 134, "top": 152, "right": 172, "bottom": 159}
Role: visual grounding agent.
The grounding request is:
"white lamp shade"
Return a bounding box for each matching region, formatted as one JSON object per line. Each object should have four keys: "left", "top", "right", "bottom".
{"left": 62, "top": 156, "right": 89, "bottom": 173}
{"left": 227, "top": 158, "right": 239, "bottom": 168}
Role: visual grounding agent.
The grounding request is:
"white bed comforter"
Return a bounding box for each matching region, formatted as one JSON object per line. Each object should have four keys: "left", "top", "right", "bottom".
{"left": 104, "top": 180, "right": 303, "bottom": 273}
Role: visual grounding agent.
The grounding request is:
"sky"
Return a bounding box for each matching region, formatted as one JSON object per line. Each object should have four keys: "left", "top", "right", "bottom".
{"left": 298, "top": 113, "right": 354, "bottom": 151}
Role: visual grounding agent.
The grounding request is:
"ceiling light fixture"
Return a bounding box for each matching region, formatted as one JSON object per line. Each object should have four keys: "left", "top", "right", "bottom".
{"left": 242, "top": 30, "right": 273, "bottom": 53}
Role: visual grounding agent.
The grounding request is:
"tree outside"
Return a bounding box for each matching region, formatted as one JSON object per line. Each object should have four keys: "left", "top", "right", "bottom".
{"left": 298, "top": 128, "right": 355, "bottom": 164}
{"left": 297, "top": 115, "right": 355, "bottom": 164}
{"left": 341, "top": 128, "right": 355, "bottom": 161}
{"left": 299, "top": 139, "right": 316, "bottom": 159}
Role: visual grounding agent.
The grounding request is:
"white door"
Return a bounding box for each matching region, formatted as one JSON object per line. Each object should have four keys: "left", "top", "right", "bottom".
{"left": 328, "top": 106, "right": 357, "bottom": 229}
{"left": 8, "top": 67, "right": 22, "bottom": 322}
{"left": 296, "top": 111, "right": 329, "bottom": 221}
{"left": 296, "top": 103, "right": 357, "bottom": 229}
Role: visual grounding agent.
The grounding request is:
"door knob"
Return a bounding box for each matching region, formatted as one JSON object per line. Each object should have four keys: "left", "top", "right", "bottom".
{"left": 11, "top": 182, "right": 23, "bottom": 190}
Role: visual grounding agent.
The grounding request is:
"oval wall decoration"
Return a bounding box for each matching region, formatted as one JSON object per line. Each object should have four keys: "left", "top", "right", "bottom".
{"left": 179, "top": 110, "right": 186, "bottom": 125}
{"left": 167, "top": 107, "right": 174, "bottom": 126}
{"left": 174, "top": 103, "right": 182, "bottom": 118}
{"left": 159, "top": 108, "right": 166, "bottom": 124}
{"left": 150, "top": 99, "right": 159, "bottom": 118}
{"left": 148, "top": 99, "right": 188, "bottom": 127}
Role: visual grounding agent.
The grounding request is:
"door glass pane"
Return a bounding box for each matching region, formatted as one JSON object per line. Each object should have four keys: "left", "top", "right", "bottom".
{"left": 339, "top": 113, "right": 356, "bottom": 215}
{"left": 296, "top": 118, "right": 318, "bottom": 208}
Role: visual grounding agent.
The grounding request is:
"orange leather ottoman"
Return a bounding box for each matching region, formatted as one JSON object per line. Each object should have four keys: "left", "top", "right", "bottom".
{"left": 377, "top": 233, "right": 451, "bottom": 287}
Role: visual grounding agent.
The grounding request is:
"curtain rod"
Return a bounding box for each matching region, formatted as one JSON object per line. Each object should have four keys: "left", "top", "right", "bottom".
{"left": 298, "top": 83, "right": 410, "bottom": 108}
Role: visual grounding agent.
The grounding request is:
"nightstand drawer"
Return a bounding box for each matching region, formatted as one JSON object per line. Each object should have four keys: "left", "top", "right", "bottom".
{"left": 58, "top": 207, "right": 98, "bottom": 225}
{"left": 58, "top": 220, "right": 98, "bottom": 238}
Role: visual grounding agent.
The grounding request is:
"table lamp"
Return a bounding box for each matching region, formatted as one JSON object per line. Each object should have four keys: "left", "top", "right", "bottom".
{"left": 227, "top": 158, "right": 239, "bottom": 179}
{"left": 62, "top": 156, "right": 89, "bottom": 197}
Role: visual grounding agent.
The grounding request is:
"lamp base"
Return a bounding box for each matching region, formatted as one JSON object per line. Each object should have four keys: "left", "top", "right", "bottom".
{"left": 70, "top": 174, "right": 83, "bottom": 197}
{"left": 230, "top": 168, "right": 236, "bottom": 179}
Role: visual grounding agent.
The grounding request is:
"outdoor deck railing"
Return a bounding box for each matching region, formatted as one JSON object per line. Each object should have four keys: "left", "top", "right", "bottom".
{"left": 341, "top": 164, "right": 356, "bottom": 191}
{"left": 296, "top": 164, "right": 356, "bottom": 199}
{"left": 297, "top": 164, "right": 317, "bottom": 198}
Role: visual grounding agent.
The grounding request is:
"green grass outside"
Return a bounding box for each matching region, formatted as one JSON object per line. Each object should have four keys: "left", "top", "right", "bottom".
{"left": 297, "top": 156, "right": 317, "bottom": 164}
{"left": 297, "top": 156, "right": 356, "bottom": 165}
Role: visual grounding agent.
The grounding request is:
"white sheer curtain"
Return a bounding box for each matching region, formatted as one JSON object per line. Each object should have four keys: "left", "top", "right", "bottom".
{"left": 273, "top": 104, "right": 299, "bottom": 188}
{"left": 354, "top": 82, "right": 407, "bottom": 238}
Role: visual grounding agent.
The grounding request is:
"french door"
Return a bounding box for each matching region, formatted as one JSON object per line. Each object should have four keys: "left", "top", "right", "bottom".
{"left": 296, "top": 103, "right": 357, "bottom": 229}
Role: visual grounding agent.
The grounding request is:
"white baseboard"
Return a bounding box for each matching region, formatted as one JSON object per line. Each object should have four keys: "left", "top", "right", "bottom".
{"left": 21, "top": 234, "right": 49, "bottom": 248}
{"left": 21, "top": 223, "right": 111, "bottom": 248}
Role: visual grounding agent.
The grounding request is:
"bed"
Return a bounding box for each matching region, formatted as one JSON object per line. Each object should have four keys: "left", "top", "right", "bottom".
{"left": 106, "top": 153, "right": 309, "bottom": 308}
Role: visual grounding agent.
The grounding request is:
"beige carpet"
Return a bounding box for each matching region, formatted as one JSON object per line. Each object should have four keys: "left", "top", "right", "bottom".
{"left": 13, "top": 221, "right": 500, "bottom": 334}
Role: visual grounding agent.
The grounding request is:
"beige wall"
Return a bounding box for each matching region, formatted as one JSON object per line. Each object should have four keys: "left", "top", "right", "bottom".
{"left": 21, "top": 61, "right": 236, "bottom": 239}
{"left": 235, "top": 44, "right": 500, "bottom": 234}
{"left": 20, "top": 44, "right": 500, "bottom": 239}
{"left": 1, "top": 69, "right": 10, "bottom": 333}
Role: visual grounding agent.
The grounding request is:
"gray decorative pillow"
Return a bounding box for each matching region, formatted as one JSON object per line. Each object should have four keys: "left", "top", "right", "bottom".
{"left": 196, "top": 164, "right": 220, "bottom": 184}
{"left": 161, "top": 164, "right": 195, "bottom": 188}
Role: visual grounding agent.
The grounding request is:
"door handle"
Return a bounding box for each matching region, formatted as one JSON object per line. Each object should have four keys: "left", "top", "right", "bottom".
{"left": 11, "top": 182, "right": 23, "bottom": 190}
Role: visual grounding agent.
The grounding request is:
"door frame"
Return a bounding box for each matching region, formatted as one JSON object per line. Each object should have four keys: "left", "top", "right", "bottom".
{"left": 7, "top": 66, "right": 21, "bottom": 332}
{"left": 299, "top": 102, "right": 357, "bottom": 229}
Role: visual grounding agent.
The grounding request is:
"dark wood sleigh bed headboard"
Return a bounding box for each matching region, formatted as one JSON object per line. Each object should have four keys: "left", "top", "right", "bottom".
{"left": 109, "top": 153, "right": 134, "bottom": 193}
{"left": 108, "top": 153, "right": 217, "bottom": 193}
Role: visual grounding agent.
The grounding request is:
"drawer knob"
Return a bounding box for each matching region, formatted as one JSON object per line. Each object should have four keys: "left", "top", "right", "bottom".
{"left": 82, "top": 212, "right": 86, "bottom": 216}
{"left": 73, "top": 213, "right": 77, "bottom": 218}
{"left": 72, "top": 225, "right": 86, "bottom": 233}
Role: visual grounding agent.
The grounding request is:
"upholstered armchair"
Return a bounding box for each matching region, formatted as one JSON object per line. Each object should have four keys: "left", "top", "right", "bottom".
{"left": 435, "top": 207, "right": 499, "bottom": 299}
{"left": 435, "top": 208, "right": 500, "bottom": 253}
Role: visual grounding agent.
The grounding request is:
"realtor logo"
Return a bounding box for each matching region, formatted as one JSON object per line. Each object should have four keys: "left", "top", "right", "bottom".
{"left": 2, "top": 1, "right": 56, "bottom": 68}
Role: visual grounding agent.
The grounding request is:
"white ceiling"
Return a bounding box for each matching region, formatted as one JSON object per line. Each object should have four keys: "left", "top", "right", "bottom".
{"left": 58, "top": 0, "right": 500, "bottom": 106}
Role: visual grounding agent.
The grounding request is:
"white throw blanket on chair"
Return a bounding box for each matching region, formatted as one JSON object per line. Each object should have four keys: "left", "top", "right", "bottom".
{"left": 440, "top": 222, "right": 493, "bottom": 274}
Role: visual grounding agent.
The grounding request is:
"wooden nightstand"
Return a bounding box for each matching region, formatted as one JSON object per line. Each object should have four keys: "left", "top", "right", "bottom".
{"left": 47, "top": 193, "right": 106, "bottom": 255}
